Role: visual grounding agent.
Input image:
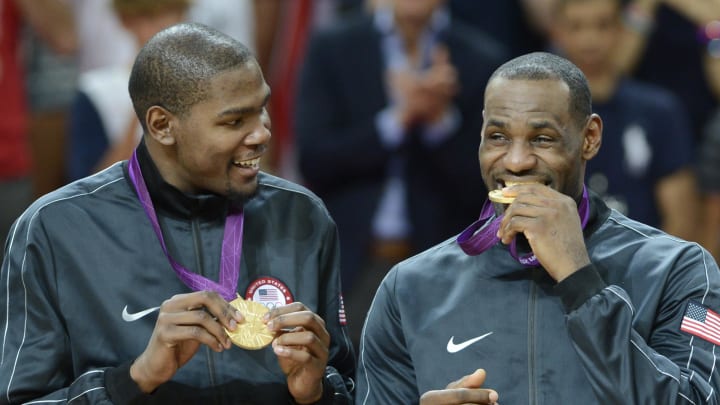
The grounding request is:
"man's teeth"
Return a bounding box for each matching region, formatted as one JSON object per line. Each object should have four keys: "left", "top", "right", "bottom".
{"left": 234, "top": 157, "right": 260, "bottom": 168}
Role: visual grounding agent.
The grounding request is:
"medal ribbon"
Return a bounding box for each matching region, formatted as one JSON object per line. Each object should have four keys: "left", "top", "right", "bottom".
{"left": 128, "top": 151, "right": 243, "bottom": 300}
{"left": 457, "top": 186, "right": 590, "bottom": 266}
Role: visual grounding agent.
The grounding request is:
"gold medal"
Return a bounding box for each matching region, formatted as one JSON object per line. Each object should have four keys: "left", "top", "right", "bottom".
{"left": 488, "top": 189, "right": 515, "bottom": 204}
{"left": 225, "top": 295, "right": 274, "bottom": 350}
{"left": 489, "top": 182, "right": 538, "bottom": 204}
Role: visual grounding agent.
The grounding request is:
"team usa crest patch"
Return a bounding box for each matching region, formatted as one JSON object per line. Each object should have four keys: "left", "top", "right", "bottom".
{"left": 245, "top": 277, "right": 294, "bottom": 310}
{"left": 680, "top": 301, "right": 720, "bottom": 346}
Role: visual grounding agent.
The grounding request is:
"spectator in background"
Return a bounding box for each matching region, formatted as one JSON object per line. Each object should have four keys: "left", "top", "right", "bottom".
{"left": 24, "top": 16, "right": 78, "bottom": 199}
{"left": 549, "top": 0, "right": 700, "bottom": 241}
{"left": 698, "top": 113, "right": 720, "bottom": 262}
{"left": 294, "top": 0, "right": 507, "bottom": 348}
{"left": 615, "top": 0, "right": 720, "bottom": 140}
{"left": 70, "top": 0, "right": 256, "bottom": 74}
{"left": 448, "top": 0, "right": 547, "bottom": 57}
{"left": 1, "top": 0, "right": 76, "bottom": 262}
{"left": 697, "top": 3, "right": 720, "bottom": 264}
{"left": 66, "top": 0, "right": 190, "bottom": 181}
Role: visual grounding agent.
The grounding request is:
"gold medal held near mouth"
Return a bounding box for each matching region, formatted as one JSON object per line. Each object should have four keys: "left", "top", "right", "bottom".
{"left": 488, "top": 189, "right": 515, "bottom": 204}
{"left": 488, "top": 181, "right": 538, "bottom": 204}
{"left": 225, "top": 295, "right": 274, "bottom": 350}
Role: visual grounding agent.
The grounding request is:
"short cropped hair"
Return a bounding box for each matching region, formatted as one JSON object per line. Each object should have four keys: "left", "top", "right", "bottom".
{"left": 128, "top": 22, "right": 254, "bottom": 131}
{"left": 488, "top": 52, "right": 592, "bottom": 128}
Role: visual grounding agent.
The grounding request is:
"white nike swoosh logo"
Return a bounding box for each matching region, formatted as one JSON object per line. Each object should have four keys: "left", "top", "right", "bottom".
{"left": 446, "top": 332, "right": 493, "bottom": 353}
{"left": 122, "top": 305, "right": 160, "bottom": 322}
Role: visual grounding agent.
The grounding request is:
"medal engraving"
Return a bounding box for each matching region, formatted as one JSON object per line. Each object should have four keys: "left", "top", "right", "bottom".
{"left": 226, "top": 296, "right": 274, "bottom": 349}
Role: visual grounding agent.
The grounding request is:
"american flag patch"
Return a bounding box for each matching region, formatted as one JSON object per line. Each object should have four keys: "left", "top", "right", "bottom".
{"left": 338, "top": 294, "right": 347, "bottom": 325}
{"left": 680, "top": 301, "right": 720, "bottom": 345}
{"left": 257, "top": 288, "right": 279, "bottom": 302}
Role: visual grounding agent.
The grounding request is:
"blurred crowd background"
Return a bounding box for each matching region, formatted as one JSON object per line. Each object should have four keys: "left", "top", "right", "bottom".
{"left": 4, "top": 0, "right": 720, "bottom": 350}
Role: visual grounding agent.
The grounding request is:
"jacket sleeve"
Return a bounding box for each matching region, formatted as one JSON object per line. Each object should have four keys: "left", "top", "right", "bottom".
{"left": 556, "top": 250, "right": 720, "bottom": 404}
{"left": 354, "top": 267, "right": 419, "bottom": 404}
{"left": 0, "top": 209, "right": 118, "bottom": 404}
{"left": 314, "top": 213, "right": 356, "bottom": 404}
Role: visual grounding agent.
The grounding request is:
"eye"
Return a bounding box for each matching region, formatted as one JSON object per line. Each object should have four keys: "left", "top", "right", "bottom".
{"left": 484, "top": 132, "right": 509, "bottom": 145}
{"left": 225, "top": 119, "right": 244, "bottom": 127}
{"left": 531, "top": 134, "right": 555, "bottom": 146}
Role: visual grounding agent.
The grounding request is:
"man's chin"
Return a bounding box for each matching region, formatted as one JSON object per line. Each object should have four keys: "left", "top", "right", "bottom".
{"left": 227, "top": 183, "right": 258, "bottom": 206}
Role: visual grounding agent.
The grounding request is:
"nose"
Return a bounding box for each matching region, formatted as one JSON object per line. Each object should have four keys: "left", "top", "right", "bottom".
{"left": 503, "top": 141, "right": 536, "bottom": 174}
{"left": 245, "top": 112, "right": 272, "bottom": 146}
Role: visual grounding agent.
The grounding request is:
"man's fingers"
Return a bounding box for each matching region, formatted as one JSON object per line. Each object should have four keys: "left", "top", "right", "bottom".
{"left": 155, "top": 291, "right": 250, "bottom": 349}
{"left": 273, "top": 329, "right": 329, "bottom": 361}
{"left": 265, "top": 303, "right": 331, "bottom": 348}
{"left": 420, "top": 388, "right": 499, "bottom": 405}
{"left": 265, "top": 301, "right": 309, "bottom": 317}
{"left": 160, "top": 291, "right": 244, "bottom": 332}
{"left": 156, "top": 312, "right": 230, "bottom": 351}
{"left": 447, "top": 369, "right": 487, "bottom": 389}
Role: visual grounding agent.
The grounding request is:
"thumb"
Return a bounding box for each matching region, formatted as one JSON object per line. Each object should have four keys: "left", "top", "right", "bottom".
{"left": 447, "top": 368, "right": 487, "bottom": 389}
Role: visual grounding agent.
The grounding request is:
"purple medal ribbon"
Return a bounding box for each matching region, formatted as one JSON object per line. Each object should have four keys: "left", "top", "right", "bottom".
{"left": 128, "top": 151, "right": 243, "bottom": 300}
{"left": 457, "top": 186, "right": 590, "bottom": 266}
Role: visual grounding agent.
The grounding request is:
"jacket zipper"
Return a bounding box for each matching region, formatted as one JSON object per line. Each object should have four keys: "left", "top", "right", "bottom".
{"left": 191, "top": 217, "right": 219, "bottom": 395}
{"left": 192, "top": 218, "right": 204, "bottom": 279}
{"left": 528, "top": 281, "right": 537, "bottom": 405}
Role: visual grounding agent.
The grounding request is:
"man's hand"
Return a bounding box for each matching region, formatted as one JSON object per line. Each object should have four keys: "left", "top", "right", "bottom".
{"left": 387, "top": 45, "right": 459, "bottom": 129}
{"left": 417, "top": 46, "right": 459, "bottom": 124}
{"left": 497, "top": 184, "right": 591, "bottom": 281}
{"left": 420, "top": 369, "right": 499, "bottom": 404}
{"left": 265, "top": 302, "right": 330, "bottom": 404}
{"left": 130, "top": 291, "right": 243, "bottom": 393}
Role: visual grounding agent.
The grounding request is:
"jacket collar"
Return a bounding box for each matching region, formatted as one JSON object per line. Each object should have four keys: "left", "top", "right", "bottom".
{"left": 583, "top": 189, "right": 611, "bottom": 238}
{"left": 132, "top": 140, "right": 229, "bottom": 219}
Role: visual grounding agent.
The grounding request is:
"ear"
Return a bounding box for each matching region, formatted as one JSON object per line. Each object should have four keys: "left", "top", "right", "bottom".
{"left": 581, "top": 113, "right": 602, "bottom": 160}
{"left": 146, "top": 106, "right": 177, "bottom": 146}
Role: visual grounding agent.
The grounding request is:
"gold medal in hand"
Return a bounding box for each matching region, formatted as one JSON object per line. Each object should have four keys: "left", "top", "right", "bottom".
{"left": 225, "top": 295, "right": 274, "bottom": 350}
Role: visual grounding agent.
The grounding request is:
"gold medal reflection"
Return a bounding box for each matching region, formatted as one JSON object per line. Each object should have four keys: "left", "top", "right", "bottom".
{"left": 225, "top": 295, "right": 274, "bottom": 350}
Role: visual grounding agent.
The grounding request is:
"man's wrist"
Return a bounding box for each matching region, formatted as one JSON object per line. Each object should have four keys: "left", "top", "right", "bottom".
{"left": 105, "top": 362, "right": 151, "bottom": 404}
{"left": 129, "top": 358, "right": 160, "bottom": 394}
{"left": 554, "top": 264, "right": 607, "bottom": 312}
{"left": 293, "top": 381, "right": 324, "bottom": 404}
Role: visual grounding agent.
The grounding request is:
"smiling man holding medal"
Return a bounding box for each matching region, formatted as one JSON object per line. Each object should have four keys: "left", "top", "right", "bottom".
{"left": 0, "top": 23, "right": 354, "bottom": 404}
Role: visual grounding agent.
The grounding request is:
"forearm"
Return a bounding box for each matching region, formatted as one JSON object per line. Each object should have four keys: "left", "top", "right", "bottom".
{"left": 317, "top": 224, "right": 356, "bottom": 403}
{"left": 558, "top": 265, "right": 720, "bottom": 403}
{"left": 1, "top": 368, "right": 117, "bottom": 405}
